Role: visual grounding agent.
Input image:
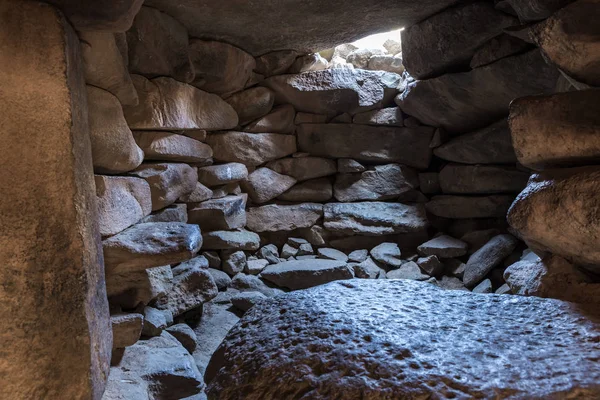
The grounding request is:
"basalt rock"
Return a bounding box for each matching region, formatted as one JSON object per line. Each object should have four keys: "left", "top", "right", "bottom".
{"left": 260, "top": 260, "right": 354, "bottom": 290}
{"left": 244, "top": 104, "right": 296, "bottom": 134}
{"left": 225, "top": 87, "right": 275, "bottom": 125}
{"left": 426, "top": 195, "right": 515, "bottom": 219}
{"left": 439, "top": 164, "right": 529, "bottom": 194}
{"left": 187, "top": 195, "right": 247, "bottom": 231}
{"left": 202, "top": 230, "right": 261, "bottom": 251}
{"left": 266, "top": 157, "right": 337, "bottom": 181}
{"left": 129, "top": 163, "right": 197, "bottom": 211}
{"left": 241, "top": 168, "right": 297, "bottom": 204}
{"left": 278, "top": 178, "right": 333, "bottom": 202}
{"left": 206, "top": 132, "right": 297, "bottom": 167}
{"left": 247, "top": 203, "right": 324, "bottom": 232}
{"left": 334, "top": 164, "right": 418, "bottom": 202}
{"left": 133, "top": 131, "right": 213, "bottom": 163}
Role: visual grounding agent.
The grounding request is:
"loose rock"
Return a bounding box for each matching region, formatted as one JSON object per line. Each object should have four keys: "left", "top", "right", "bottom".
{"left": 463, "top": 234, "right": 519, "bottom": 288}
{"left": 370, "top": 243, "right": 403, "bottom": 268}
{"left": 187, "top": 194, "right": 247, "bottom": 231}
{"left": 241, "top": 168, "right": 297, "bottom": 204}
{"left": 260, "top": 260, "right": 353, "bottom": 290}
{"left": 202, "top": 230, "right": 261, "bottom": 251}
{"left": 334, "top": 164, "right": 418, "bottom": 202}
{"left": 225, "top": 87, "right": 275, "bottom": 125}
{"left": 129, "top": 163, "right": 197, "bottom": 211}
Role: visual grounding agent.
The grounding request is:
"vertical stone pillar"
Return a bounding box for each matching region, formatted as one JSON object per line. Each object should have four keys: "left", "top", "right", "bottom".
{"left": 0, "top": 1, "right": 111, "bottom": 399}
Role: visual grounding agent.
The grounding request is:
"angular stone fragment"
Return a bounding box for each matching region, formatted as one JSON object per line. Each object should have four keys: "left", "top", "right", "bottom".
{"left": 141, "top": 306, "right": 167, "bottom": 337}
{"left": 397, "top": 50, "right": 559, "bottom": 133}
{"left": 387, "top": 262, "right": 430, "bottom": 280}
{"left": 338, "top": 159, "right": 365, "bottom": 173}
{"left": 141, "top": 204, "right": 188, "bottom": 223}
{"left": 231, "top": 292, "right": 268, "bottom": 312}
{"left": 261, "top": 260, "right": 353, "bottom": 290}
{"left": 507, "top": 167, "right": 600, "bottom": 273}
{"left": 417, "top": 256, "right": 444, "bottom": 277}
{"left": 222, "top": 251, "right": 247, "bottom": 276}
{"left": 352, "top": 107, "right": 404, "bottom": 127}
{"left": 439, "top": 164, "right": 529, "bottom": 194}
{"left": 433, "top": 120, "right": 517, "bottom": 164}
{"left": 126, "top": 7, "right": 194, "bottom": 83}
{"left": 123, "top": 75, "right": 239, "bottom": 131}
{"left": 266, "top": 157, "right": 337, "bottom": 181}
{"left": 426, "top": 195, "right": 515, "bottom": 219}
{"left": 530, "top": 0, "right": 600, "bottom": 86}
{"left": 262, "top": 69, "right": 401, "bottom": 116}
{"left": 197, "top": 163, "right": 248, "bottom": 187}
{"left": 189, "top": 39, "right": 255, "bottom": 96}
{"left": 470, "top": 34, "right": 531, "bottom": 69}
{"left": 247, "top": 204, "right": 324, "bottom": 232}
{"left": 509, "top": 90, "right": 600, "bottom": 170}
{"left": 463, "top": 234, "right": 519, "bottom": 287}
{"left": 111, "top": 313, "right": 143, "bottom": 349}
{"left": 349, "top": 250, "right": 369, "bottom": 263}
{"left": 334, "top": 164, "right": 418, "bottom": 202}
{"left": 418, "top": 235, "right": 468, "bottom": 258}
{"left": 129, "top": 163, "right": 197, "bottom": 211}
{"left": 472, "top": 279, "right": 493, "bottom": 294}
{"left": 246, "top": 259, "right": 270, "bottom": 275}
{"left": 230, "top": 274, "right": 284, "bottom": 297}
{"left": 103, "top": 222, "right": 202, "bottom": 274}
{"left": 80, "top": 32, "right": 138, "bottom": 106}
{"left": 370, "top": 243, "right": 403, "bottom": 268}
{"left": 298, "top": 124, "right": 433, "bottom": 169}
{"left": 166, "top": 324, "right": 198, "bottom": 353}
{"left": 324, "top": 202, "right": 429, "bottom": 236}
{"left": 244, "top": 104, "right": 296, "bottom": 134}
{"left": 106, "top": 265, "right": 173, "bottom": 309}
{"left": 353, "top": 257, "right": 386, "bottom": 279}
{"left": 241, "top": 168, "right": 297, "bottom": 204}
{"left": 278, "top": 178, "right": 333, "bottom": 202}
{"left": 206, "top": 132, "right": 297, "bottom": 167}
{"left": 226, "top": 87, "right": 275, "bottom": 125}
{"left": 317, "top": 248, "right": 349, "bottom": 262}
{"left": 208, "top": 268, "right": 231, "bottom": 291}
{"left": 187, "top": 195, "right": 247, "bottom": 231}
{"left": 202, "top": 230, "right": 261, "bottom": 251}
{"left": 401, "top": 1, "right": 517, "bottom": 79}
{"left": 95, "top": 175, "right": 152, "bottom": 237}
{"left": 87, "top": 86, "right": 144, "bottom": 174}
{"left": 210, "top": 183, "right": 241, "bottom": 199}
{"left": 133, "top": 131, "right": 212, "bottom": 163}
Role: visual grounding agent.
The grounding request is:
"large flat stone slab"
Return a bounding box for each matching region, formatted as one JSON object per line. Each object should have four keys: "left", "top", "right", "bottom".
{"left": 260, "top": 260, "right": 353, "bottom": 290}
{"left": 206, "top": 279, "right": 600, "bottom": 399}
{"left": 247, "top": 204, "right": 324, "bottom": 232}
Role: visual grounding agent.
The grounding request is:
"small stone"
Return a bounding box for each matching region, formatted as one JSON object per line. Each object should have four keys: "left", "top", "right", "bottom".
{"left": 353, "top": 107, "right": 404, "bottom": 127}
{"left": 445, "top": 259, "right": 467, "bottom": 279}
{"left": 142, "top": 306, "right": 167, "bottom": 337}
{"left": 246, "top": 259, "right": 270, "bottom": 275}
{"left": 210, "top": 183, "right": 241, "bottom": 199}
{"left": 417, "top": 256, "right": 444, "bottom": 277}
{"left": 247, "top": 203, "right": 324, "bottom": 233}
{"left": 347, "top": 48, "right": 385, "bottom": 69}
{"left": 288, "top": 237, "right": 310, "bottom": 248}
{"left": 317, "top": 248, "right": 348, "bottom": 262}
{"left": 231, "top": 292, "right": 268, "bottom": 312}
{"left": 461, "top": 229, "right": 501, "bottom": 255}
{"left": 208, "top": 268, "right": 231, "bottom": 291}
{"left": 386, "top": 262, "right": 429, "bottom": 280}
{"left": 111, "top": 313, "right": 143, "bottom": 349}
{"left": 348, "top": 249, "right": 369, "bottom": 263}
{"left": 230, "top": 274, "right": 284, "bottom": 297}
{"left": 222, "top": 250, "right": 247, "bottom": 276}
{"left": 266, "top": 157, "right": 337, "bottom": 181}
{"left": 258, "top": 245, "right": 281, "bottom": 265}
{"left": 353, "top": 257, "right": 386, "bottom": 279}
{"left": 280, "top": 244, "right": 299, "bottom": 259}
{"left": 437, "top": 275, "right": 469, "bottom": 291}
{"left": 165, "top": 323, "right": 197, "bottom": 353}
{"left": 472, "top": 279, "right": 493, "bottom": 294}
{"left": 370, "top": 243, "right": 403, "bottom": 268}
{"left": 260, "top": 260, "right": 353, "bottom": 290}
{"left": 495, "top": 283, "right": 512, "bottom": 295}
{"left": 463, "top": 234, "right": 519, "bottom": 288}
{"left": 418, "top": 235, "right": 468, "bottom": 258}
{"left": 337, "top": 159, "right": 365, "bottom": 173}
{"left": 297, "top": 243, "right": 315, "bottom": 256}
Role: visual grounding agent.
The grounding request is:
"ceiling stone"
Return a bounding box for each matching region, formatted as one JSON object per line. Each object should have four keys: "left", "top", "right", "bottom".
{"left": 144, "top": 0, "right": 460, "bottom": 55}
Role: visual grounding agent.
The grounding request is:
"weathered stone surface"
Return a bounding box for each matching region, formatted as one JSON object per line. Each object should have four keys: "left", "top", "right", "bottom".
{"left": 324, "top": 202, "right": 429, "bottom": 236}
{"left": 261, "top": 260, "right": 353, "bottom": 290}
{"left": 179, "top": 182, "right": 213, "bottom": 203}
{"left": 231, "top": 292, "right": 268, "bottom": 312}
{"left": 188, "top": 195, "right": 247, "bottom": 231}
{"left": 103, "top": 222, "right": 202, "bottom": 274}
{"left": 95, "top": 175, "right": 152, "bottom": 238}
{"left": 470, "top": 34, "right": 531, "bottom": 69}
{"left": 338, "top": 159, "right": 365, "bottom": 173}
{"left": 439, "top": 164, "right": 529, "bottom": 194}
{"left": 129, "top": 163, "right": 197, "bottom": 211}
{"left": 352, "top": 257, "right": 386, "bottom": 279}
{"left": 298, "top": 124, "right": 433, "bottom": 169}
{"left": 241, "top": 168, "right": 297, "bottom": 204}
{"left": 352, "top": 107, "right": 404, "bottom": 127}
{"left": 225, "top": 87, "right": 275, "bottom": 125}
{"left": 189, "top": 39, "right": 255, "bottom": 96}
{"left": 348, "top": 250, "right": 369, "bottom": 263}
{"left": 106, "top": 265, "right": 173, "bottom": 309}
{"left": 206, "top": 132, "right": 297, "bottom": 167}
{"left": 244, "top": 104, "right": 296, "bottom": 134}
{"left": 436, "top": 275, "right": 469, "bottom": 291}
{"left": 530, "top": 0, "right": 600, "bottom": 86}
{"left": 426, "top": 195, "right": 515, "bottom": 219}
{"left": 262, "top": 69, "right": 401, "bottom": 116}
{"left": 141, "top": 204, "right": 188, "bottom": 223}
{"left": 419, "top": 172, "right": 440, "bottom": 194}
{"left": 397, "top": 50, "right": 559, "bottom": 133}
{"left": 222, "top": 251, "right": 247, "bottom": 276}
{"left": 255, "top": 50, "right": 300, "bottom": 77}
{"left": 123, "top": 75, "right": 238, "bottom": 131}
{"left": 141, "top": 306, "right": 167, "bottom": 337}
{"left": 473, "top": 279, "right": 493, "bottom": 294}
{"left": 156, "top": 258, "right": 218, "bottom": 317}
{"left": 330, "top": 232, "right": 430, "bottom": 252}
{"left": 258, "top": 245, "right": 280, "bottom": 265}
{"left": 508, "top": 167, "right": 600, "bottom": 273}
{"left": 347, "top": 48, "right": 385, "bottom": 69}
{"left": 433, "top": 120, "right": 517, "bottom": 164}
{"left": 278, "top": 178, "right": 333, "bottom": 202}
{"left": 509, "top": 90, "right": 600, "bottom": 170}
{"left": 289, "top": 53, "right": 329, "bottom": 73}
{"left": 266, "top": 157, "right": 337, "bottom": 181}
{"left": 417, "top": 255, "right": 444, "bottom": 277}
{"left": 464, "top": 234, "right": 519, "bottom": 287}
{"left": 402, "top": 1, "right": 517, "bottom": 79}
{"left": 418, "top": 235, "right": 468, "bottom": 258}
{"left": 88, "top": 86, "right": 144, "bottom": 174}
{"left": 370, "top": 243, "right": 403, "bottom": 268}
{"left": 198, "top": 163, "right": 248, "bottom": 187}
{"left": 133, "top": 132, "right": 212, "bottom": 163}
{"left": 506, "top": 0, "right": 576, "bottom": 21}
{"left": 45, "top": 0, "right": 144, "bottom": 32}
{"left": 0, "top": 4, "right": 110, "bottom": 397}
{"left": 317, "top": 248, "right": 349, "bottom": 262}
{"left": 230, "top": 274, "right": 284, "bottom": 297}
{"left": 81, "top": 32, "right": 138, "bottom": 106}
{"left": 206, "top": 279, "right": 600, "bottom": 399}
{"left": 111, "top": 313, "right": 143, "bottom": 349}
{"left": 202, "top": 230, "right": 261, "bottom": 251}
{"left": 210, "top": 183, "right": 241, "bottom": 199}
{"left": 208, "top": 268, "right": 231, "bottom": 291}
{"left": 367, "top": 54, "right": 405, "bottom": 74}
{"left": 126, "top": 7, "right": 194, "bottom": 83}
{"left": 104, "top": 333, "right": 203, "bottom": 400}
{"left": 247, "top": 203, "right": 324, "bottom": 232}
{"left": 334, "top": 164, "right": 418, "bottom": 202}
{"left": 246, "top": 259, "right": 271, "bottom": 275}
{"left": 387, "top": 261, "right": 430, "bottom": 280}
{"left": 166, "top": 324, "right": 198, "bottom": 353}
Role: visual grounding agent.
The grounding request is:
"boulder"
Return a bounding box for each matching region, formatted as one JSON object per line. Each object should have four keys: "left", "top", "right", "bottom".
{"left": 188, "top": 39, "right": 255, "bottom": 96}
{"left": 111, "top": 313, "right": 143, "bottom": 350}
{"left": 401, "top": 1, "right": 517, "bottom": 79}
{"left": 439, "top": 164, "right": 530, "bottom": 194}
{"left": 103, "top": 222, "right": 202, "bottom": 274}
{"left": 141, "top": 204, "right": 188, "bottom": 223}
{"left": 509, "top": 89, "right": 600, "bottom": 170}
{"left": 470, "top": 34, "right": 531, "bottom": 69}
{"left": 278, "top": 178, "right": 333, "bottom": 202}
{"left": 202, "top": 230, "right": 261, "bottom": 251}
{"left": 87, "top": 86, "right": 144, "bottom": 174}
{"left": 141, "top": 306, "right": 168, "bottom": 337}
{"left": 129, "top": 163, "right": 197, "bottom": 211}
{"left": 262, "top": 69, "right": 401, "bottom": 116}
{"left": 166, "top": 324, "right": 198, "bottom": 353}
{"left": 205, "top": 279, "right": 600, "bottom": 399}
{"left": 231, "top": 292, "right": 268, "bottom": 312}
{"left": 530, "top": 0, "right": 600, "bottom": 86}
{"left": 208, "top": 268, "right": 232, "bottom": 291}
{"left": 367, "top": 54, "right": 405, "bottom": 74}
{"left": 178, "top": 182, "right": 213, "bottom": 203}
{"left": 187, "top": 195, "right": 247, "bottom": 231}
{"left": 206, "top": 132, "right": 297, "bottom": 167}
{"left": 463, "top": 234, "right": 519, "bottom": 287}
{"left": 156, "top": 258, "right": 218, "bottom": 317}
{"left": 123, "top": 75, "right": 238, "bottom": 131}
{"left": 323, "top": 202, "right": 429, "bottom": 236}
{"left": 433, "top": 120, "right": 517, "bottom": 164}
{"left": 417, "top": 235, "right": 468, "bottom": 258}
{"left": 244, "top": 104, "right": 296, "bottom": 134}
{"left": 45, "top": 0, "right": 144, "bottom": 32}
{"left": 260, "top": 260, "right": 353, "bottom": 290}
{"left": 133, "top": 131, "right": 212, "bottom": 163}
{"left": 247, "top": 203, "right": 324, "bottom": 232}
{"left": 352, "top": 257, "right": 386, "bottom": 279}
{"left": 297, "top": 124, "right": 433, "bottom": 169}
{"left": 334, "top": 164, "right": 418, "bottom": 202}
{"left": 387, "top": 261, "right": 430, "bottom": 280}
{"left": 257, "top": 245, "right": 280, "bottom": 265}
{"left": 222, "top": 251, "right": 247, "bottom": 276}
{"left": 106, "top": 265, "right": 173, "bottom": 309}
{"left": 230, "top": 273, "right": 284, "bottom": 297}
{"left": 126, "top": 6, "right": 194, "bottom": 83}
{"left": 370, "top": 243, "right": 403, "bottom": 268}
{"left": 255, "top": 50, "right": 300, "bottom": 76}
{"left": 426, "top": 195, "right": 515, "bottom": 219}
{"left": 506, "top": 0, "right": 576, "bottom": 21}
{"left": 225, "top": 87, "right": 275, "bottom": 125}
{"left": 266, "top": 157, "right": 337, "bottom": 181}
{"left": 241, "top": 168, "right": 297, "bottom": 204}
{"left": 507, "top": 167, "right": 600, "bottom": 273}
{"left": 352, "top": 107, "right": 404, "bottom": 127}
{"left": 80, "top": 32, "right": 138, "bottom": 106}
{"left": 197, "top": 163, "right": 248, "bottom": 187}
{"left": 348, "top": 250, "right": 369, "bottom": 263}
{"left": 288, "top": 53, "right": 329, "bottom": 73}
{"left": 396, "top": 50, "right": 559, "bottom": 133}
{"left": 417, "top": 255, "right": 444, "bottom": 277}
{"left": 346, "top": 48, "right": 385, "bottom": 68}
